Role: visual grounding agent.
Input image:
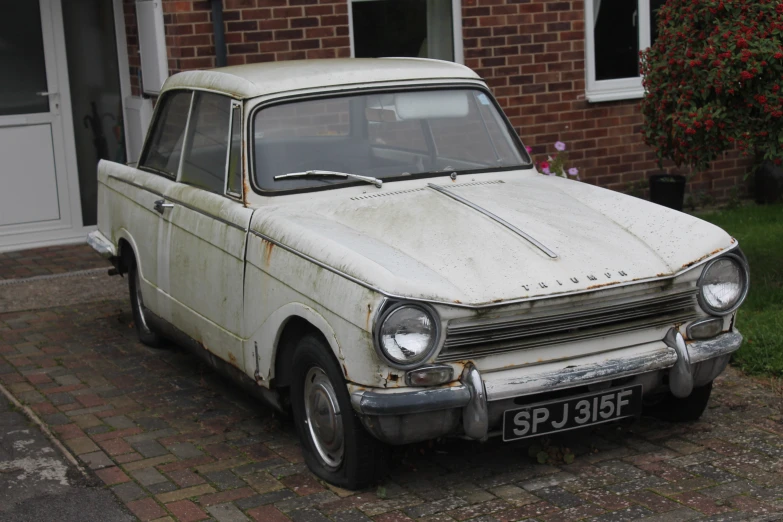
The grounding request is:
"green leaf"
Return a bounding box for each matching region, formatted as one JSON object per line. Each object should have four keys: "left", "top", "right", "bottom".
{"left": 528, "top": 443, "right": 542, "bottom": 458}
{"left": 376, "top": 486, "right": 387, "bottom": 499}
{"left": 536, "top": 451, "right": 549, "bottom": 464}
{"left": 564, "top": 453, "right": 575, "bottom": 464}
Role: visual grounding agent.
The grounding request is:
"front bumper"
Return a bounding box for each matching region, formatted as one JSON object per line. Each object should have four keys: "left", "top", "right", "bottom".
{"left": 350, "top": 329, "right": 742, "bottom": 444}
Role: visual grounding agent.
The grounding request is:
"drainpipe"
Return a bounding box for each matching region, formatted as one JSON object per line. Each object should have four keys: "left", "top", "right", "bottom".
{"left": 211, "top": 0, "right": 227, "bottom": 67}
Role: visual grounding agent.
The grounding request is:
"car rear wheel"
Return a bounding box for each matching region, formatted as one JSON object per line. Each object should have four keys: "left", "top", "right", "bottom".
{"left": 649, "top": 381, "right": 713, "bottom": 422}
{"left": 127, "top": 255, "right": 166, "bottom": 348}
{"left": 290, "top": 334, "right": 388, "bottom": 490}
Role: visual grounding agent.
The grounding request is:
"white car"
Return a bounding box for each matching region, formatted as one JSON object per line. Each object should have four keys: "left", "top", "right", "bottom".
{"left": 88, "top": 58, "right": 749, "bottom": 489}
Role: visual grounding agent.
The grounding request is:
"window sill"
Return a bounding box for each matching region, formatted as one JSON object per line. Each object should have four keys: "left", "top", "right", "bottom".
{"left": 585, "top": 86, "right": 645, "bottom": 103}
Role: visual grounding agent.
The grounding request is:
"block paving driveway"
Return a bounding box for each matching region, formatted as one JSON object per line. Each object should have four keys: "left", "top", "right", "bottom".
{"left": 1, "top": 251, "right": 783, "bottom": 521}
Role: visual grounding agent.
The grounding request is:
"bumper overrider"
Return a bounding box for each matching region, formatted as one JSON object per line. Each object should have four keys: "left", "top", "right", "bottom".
{"left": 350, "top": 328, "right": 742, "bottom": 444}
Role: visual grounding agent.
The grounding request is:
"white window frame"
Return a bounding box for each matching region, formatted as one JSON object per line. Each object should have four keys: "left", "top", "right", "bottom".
{"left": 584, "top": 0, "right": 650, "bottom": 103}
{"left": 348, "top": 0, "right": 464, "bottom": 64}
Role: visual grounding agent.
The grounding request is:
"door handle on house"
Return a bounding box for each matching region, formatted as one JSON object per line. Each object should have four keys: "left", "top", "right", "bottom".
{"left": 153, "top": 199, "right": 174, "bottom": 214}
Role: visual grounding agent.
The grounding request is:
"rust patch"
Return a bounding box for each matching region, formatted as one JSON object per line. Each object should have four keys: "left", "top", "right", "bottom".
{"left": 387, "top": 373, "right": 399, "bottom": 382}
{"left": 681, "top": 247, "right": 724, "bottom": 269}
{"left": 585, "top": 281, "right": 621, "bottom": 290}
{"left": 342, "top": 362, "right": 349, "bottom": 378}
{"left": 454, "top": 299, "right": 462, "bottom": 304}
{"left": 366, "top": 304, "right": 372, "bottom": 332}
{"left": 262, "top": 240, "right": 274, "bottom": 266}
{"left": 228, "top": 352, "right": 238, "bottom": 367}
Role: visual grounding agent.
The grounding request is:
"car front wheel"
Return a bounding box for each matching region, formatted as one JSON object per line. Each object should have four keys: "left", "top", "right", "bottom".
{"left": 290, "top": 334, "right": 388, "bottom": 490}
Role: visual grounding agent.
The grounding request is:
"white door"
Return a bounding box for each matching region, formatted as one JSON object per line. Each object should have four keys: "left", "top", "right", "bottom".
{"left": 0, "top": 0, "right": 78, "bottom": 246}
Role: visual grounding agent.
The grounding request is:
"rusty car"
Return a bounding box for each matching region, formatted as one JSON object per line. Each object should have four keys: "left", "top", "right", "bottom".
{"left": 88, "top": 58, "right": 749, "bottom": 489}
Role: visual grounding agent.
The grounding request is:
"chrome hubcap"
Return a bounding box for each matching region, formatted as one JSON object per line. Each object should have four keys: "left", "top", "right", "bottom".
{"left": 304, "top": 367, "right": 344, "bottom": 469}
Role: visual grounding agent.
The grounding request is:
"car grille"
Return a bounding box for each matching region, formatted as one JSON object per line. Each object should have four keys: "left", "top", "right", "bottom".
{"left": 436, "top": 286, "right": 700, "bottom": 362}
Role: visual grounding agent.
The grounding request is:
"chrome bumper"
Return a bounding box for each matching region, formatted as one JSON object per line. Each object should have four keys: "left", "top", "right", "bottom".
{"left": 87, "top": 230, "right": 117, "bottom": 259}
{"left": 350, "top": 329, "right": 742, "bottom": 443}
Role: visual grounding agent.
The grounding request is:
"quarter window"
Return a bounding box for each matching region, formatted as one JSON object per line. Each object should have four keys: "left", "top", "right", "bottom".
{"left": 585, "top": 0, "right": 665, "bottom": 102}
{"left": 139, "top": 91, "right": 192, "bottom": 177}
{"left": 226, "top": 103, "right": 243, "bottom": 197}
{"left": 180, "top": 92, "right": 231, "bottom": 194}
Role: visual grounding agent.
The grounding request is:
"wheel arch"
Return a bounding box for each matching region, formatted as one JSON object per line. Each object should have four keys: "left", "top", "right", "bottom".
{"left": 249, "top": 303, "right": 346, "bottom": 392}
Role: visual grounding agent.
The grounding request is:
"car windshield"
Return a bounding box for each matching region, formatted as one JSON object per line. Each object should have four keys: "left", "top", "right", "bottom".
{"left": 252, "top": 88, "right": 531, "bottom": 192}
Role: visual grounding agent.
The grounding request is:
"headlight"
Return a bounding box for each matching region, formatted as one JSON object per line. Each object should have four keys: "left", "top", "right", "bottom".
{"left": 697, "top": 253, "right": 749, "bottom": 316}
{"left": 375, "top": 304, "right": 440, "bottom": 368}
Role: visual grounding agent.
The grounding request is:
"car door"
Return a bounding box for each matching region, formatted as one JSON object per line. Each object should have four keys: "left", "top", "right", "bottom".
{"left": 102, "top": 90, "right": 193, "bottom": 318}
{"left": 158, "top": 91, "right": 252, "bottom": 368}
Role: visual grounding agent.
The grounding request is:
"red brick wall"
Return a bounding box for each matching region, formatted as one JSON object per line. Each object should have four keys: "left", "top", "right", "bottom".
{"left": 461, "top": 0, "right": 750, "bottom": 199}
{"left": 124, "top": 0, "right": 749, "bottom": 199}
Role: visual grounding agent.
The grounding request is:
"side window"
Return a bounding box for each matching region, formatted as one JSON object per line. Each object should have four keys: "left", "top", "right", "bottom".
{"left": 139, "top": 91, "right": 192, "bottom": 177}
{"left": 226, "top": 103, "right": 242, "bottom": 197}
{"left": 180, "top": 92, "right": 231, "bottom": 194}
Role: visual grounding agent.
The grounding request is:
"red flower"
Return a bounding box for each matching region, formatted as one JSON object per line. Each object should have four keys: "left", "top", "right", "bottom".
{"left": 776, "top": 52, "right": 783, "bottom": 59}
{"left": 540, "top": 161, "right": 550, "bottom": 170}
{"left": 740, "top": 71, "right": 754, "bottom": 81}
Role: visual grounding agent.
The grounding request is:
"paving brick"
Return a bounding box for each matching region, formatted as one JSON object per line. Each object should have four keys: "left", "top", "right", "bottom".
{"left": 132, "top": 467, "right": 169, "bottom": 486}
{"left": 207, "top": 502, "right": 251, "bottom": 522}
{"left": 156, "top": 484, "right": 217, "bottom": 504}
{"left": 166, "top": 499, "right": 209, "bottom": 522}
{"left": 197, "top": 486, "right": 256, "bottom": 506}
{"left": 65, "top": 436, "right": 99, "bottom": 455}
{"left": 96, "top": 466, "right": 131, "bottom": 485}
{"left": 112, "top": 481, "right": 148, "bottom": 502}
{"left": 127, "top": 497, "right": 167, "bottom": 521}
{"left": 205, "top": 469, "right": 249, "bottom": 490}
{"left": 80, "top": 450, "right": 114, "bottom": 470}
{"left": 247, "top": 504, "right": 291, "bottom": 522}
{"left": 167, "top": 441, "right": 204, "bottom": 459}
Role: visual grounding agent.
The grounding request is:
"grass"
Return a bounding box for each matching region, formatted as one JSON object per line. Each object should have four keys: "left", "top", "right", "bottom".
{"left": 698, "top": 203, "right": 783, "bottom": 376}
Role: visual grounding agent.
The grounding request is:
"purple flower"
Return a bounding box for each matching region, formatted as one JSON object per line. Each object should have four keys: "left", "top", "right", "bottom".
{"left": 525, "top": 146, "right": 533, "bottom": 154}
{"left": 542, "top": 167, "right": 551, "bottom": 175}
{"left": 568, "top": 167, "right": 579, "bottom": 176}
{"left": 554, "top": 141, "right": 566, "bottom": 151}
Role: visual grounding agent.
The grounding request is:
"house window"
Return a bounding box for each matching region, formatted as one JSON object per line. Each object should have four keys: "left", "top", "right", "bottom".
{"left": 585, "top": 0, "right": 665, "bottom": 102}
{"left": 350, "top": 0, "right": 462, "bottom": 63}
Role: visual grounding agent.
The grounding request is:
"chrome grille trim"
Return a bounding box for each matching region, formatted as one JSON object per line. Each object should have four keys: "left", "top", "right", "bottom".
{"left": 437, "top": 287, "right": 699, "bottom": 362}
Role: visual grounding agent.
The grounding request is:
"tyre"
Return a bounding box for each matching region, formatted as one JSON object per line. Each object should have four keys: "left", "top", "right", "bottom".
{"left": 649, "top": 381, "right": 713, "bottom": 422}
{"left": 126, "top": 254, "right": 166, "bottom": 348}
{"left": 290, "top": 334, "right": 389, "bottom": 489}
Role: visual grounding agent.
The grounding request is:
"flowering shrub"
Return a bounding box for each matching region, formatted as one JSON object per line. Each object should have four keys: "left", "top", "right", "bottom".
{"left": 533, "top": 141, "right": 579, "bottom": 179}
{"left": 640, "top": 0, "right": 783, "bottom": 170}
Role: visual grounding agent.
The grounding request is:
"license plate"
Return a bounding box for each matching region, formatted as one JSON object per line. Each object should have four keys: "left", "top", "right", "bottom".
{"left": 502, "top": 384, "right": 643, "bottom": 442}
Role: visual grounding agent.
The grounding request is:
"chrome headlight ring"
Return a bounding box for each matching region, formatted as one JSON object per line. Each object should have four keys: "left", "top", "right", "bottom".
{"left": 696, "top": 252, "right": 750, "bottom": 316}
{"left": 373, "top": 301, "right": 441, "bottom": 370}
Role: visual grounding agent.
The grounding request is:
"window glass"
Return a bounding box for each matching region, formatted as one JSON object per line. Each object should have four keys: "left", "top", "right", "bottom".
{"left": 256, "top": 98, "right": 350, "bottom": 139}
{"left": 650, "top": 0, "right": 666, "bottom": 45}
{"left": 253, "top": 89, "right": 529, "bottom": 192}
{"left": 140, "top": 91, "right": 192, "bottom": 176}
{"left": 593, "top": 0, "right": 639, "bottom": 80}
{"left": 352, "top": 0, "right": 453, "bottom": 61}
{"left": 0, "top": 1, "right": 49, "bottom": 116}
{"left": 429, "top": 93, "right": 516, "bottom": 166}
{"left": 227, "top": 105, "right": 242, "bottom": 197}
{"left": 181, "top": 92, "right": 231, "bottom": 194}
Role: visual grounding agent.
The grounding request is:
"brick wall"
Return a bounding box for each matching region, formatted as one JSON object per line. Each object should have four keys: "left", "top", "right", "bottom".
{"left": 460, "top": 0, "right": 751, "bottom": 199}
{"left": 124, "top": 0, "right": 750, "bottom": 199}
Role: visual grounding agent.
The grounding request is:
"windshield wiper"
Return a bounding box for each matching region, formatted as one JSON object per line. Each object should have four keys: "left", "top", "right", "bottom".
{"left": 274, "top": 170, "right": 383, "bottom": 189}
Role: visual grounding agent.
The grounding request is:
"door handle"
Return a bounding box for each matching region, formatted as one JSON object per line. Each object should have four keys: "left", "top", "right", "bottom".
{"left": 153, "top": 199, "right": 174, "bottom": 214}
{"left": 36, "top": 91, "right": 58, "bottom": 97}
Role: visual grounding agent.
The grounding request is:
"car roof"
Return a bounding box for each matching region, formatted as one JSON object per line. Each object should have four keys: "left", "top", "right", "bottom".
{"left": 160, "top": 58, "right": 482, "bottom": 99}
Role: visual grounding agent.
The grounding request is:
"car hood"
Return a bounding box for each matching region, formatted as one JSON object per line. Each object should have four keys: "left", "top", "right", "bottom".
{"left": 250, "top": 174, "right": 735, "bottom": 306}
